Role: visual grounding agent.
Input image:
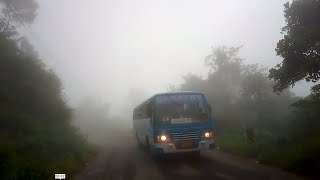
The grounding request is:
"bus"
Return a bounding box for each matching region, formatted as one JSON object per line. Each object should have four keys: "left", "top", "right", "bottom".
{"left": 133, "top": 91, "right": 215, "bottom": 155}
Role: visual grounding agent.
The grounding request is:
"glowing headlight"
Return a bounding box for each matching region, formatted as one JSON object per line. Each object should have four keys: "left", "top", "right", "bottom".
{"left": 155, "top": 134, "right": 171, "bottom": 143}
{"left": 202, "top": 131, "right": 214, "bottom": 139}
{"left": 204, "top": 132, "right": 210, "bottom": 138}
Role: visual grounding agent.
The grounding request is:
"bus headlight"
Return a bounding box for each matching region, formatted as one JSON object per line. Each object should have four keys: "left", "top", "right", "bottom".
{"left": 202, "top": 130, "right": 214, "bottom": 139}
{"left": 155, "top": 134, "right": 172, "bottom": 143}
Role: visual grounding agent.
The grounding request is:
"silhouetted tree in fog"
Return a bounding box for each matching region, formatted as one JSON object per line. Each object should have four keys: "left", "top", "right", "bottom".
{"left": 179, "top": 46, "right": 294, "bottom": 133}
{"left": 269, "top": 0, "right": 320, "bottom": 93}
{"left": 0, "top": 1, "right": 91, "bottom": 179}
{"left": 0, "top": 0, "right": 38, "bottom": 38}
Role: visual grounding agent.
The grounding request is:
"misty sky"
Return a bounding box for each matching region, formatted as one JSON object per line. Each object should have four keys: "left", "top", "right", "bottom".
{"left": 25, "top": 0, "right": 313, "bottom": 116}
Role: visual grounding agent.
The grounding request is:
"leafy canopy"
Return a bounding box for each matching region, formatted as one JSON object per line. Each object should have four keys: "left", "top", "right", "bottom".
{"left": 0, "top": 0, "right": 38, "bottom": 37}
{"left": 179, "top": 46, "right": 294, "bottom": 132}
{"left": 269, "top": 0, "right": 320, "bottom": 93}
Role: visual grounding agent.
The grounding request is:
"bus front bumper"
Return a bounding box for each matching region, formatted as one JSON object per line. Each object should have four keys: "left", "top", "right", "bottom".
{"left": 150, "top": 139, "right": 215, "bottom": 155}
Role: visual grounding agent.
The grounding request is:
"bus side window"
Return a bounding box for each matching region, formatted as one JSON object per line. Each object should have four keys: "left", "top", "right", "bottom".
{"left": 146, "top": 103, "right": 153, "bottom": 124}
{"left": 146, "top": 104, "right": 151, "bottom": 117}
{"left": 141, "top": 101, "right": 151, "bottom": 119}
{"left": 138, "top": 109, "right": 142, "bottom": 118}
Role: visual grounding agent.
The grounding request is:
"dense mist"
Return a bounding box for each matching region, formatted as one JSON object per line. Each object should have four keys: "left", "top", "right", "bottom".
{"left": 20, "top": 0, "right": 317, "bottom": 151}
{"left": 1, "top": 0, "right": 319, "bottom": 179}
{"left": 27, "top": 0, "right": 313, "bottom": 118}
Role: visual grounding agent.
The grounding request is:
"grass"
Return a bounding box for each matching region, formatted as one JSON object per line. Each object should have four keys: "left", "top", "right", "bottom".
{"left": 215, "top": 131, "right": 260, "bottom": 158}
{"left": 215, "top": 130, "right": 320, "bottom": 178}
{"left": 0, "top": 134, "right": 96, "bottom": 179}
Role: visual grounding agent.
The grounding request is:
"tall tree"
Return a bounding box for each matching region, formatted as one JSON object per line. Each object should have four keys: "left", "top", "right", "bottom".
{"left": 0, "top": 0, "right": 38, "bottom": 37}
{"left": 178, "top": 46, "right": 295, "bottom": 132}
{"left": 0, "top": 1, "right": 91, "bottom": 178}
{"left": 269, "top": 0, "right": 320, "bottom": 93}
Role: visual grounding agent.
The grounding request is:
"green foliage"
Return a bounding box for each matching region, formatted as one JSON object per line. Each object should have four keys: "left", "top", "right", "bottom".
{"left": 215, "top": 131, "right": 260, "bottom": 158}
{"left": 265, "top": 1, "right": 320, "bottom": 176}
{"left": 216, "top": 131, "right": 320, "bottom": 178}
{"left": 0, "top": 34, "right": 93, "bottom": 179}
{"left": 205, "top": 46, "right": 243, "bottom": 73}
{"left": 289, "top": 92, "right": 320, "bottom": 138}
{"left": 0, "top": 0, "right": 38, "bottom": 38}
{"left": 269, "top": 0, "right": 320, "bottom": 93}
{"left": 259, "top": 136, "right": 320, "bottom": 175}
{"left": 179, "top": 46, "right": 294, "bottom": 133}
{"left": 0, "top": 0, "right": 38, "bottom": 23}
{"left": 177, "top": 45, "right": 320, "bottom": 177}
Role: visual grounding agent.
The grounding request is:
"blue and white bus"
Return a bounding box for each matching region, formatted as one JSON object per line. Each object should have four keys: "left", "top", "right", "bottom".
{"left": 133, "top": 91, "right": 215, "bottom": 155}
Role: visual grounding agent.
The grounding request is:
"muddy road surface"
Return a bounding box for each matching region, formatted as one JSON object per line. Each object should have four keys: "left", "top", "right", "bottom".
{"left": 72, "top": 132, "right": 303, "bottom": 180}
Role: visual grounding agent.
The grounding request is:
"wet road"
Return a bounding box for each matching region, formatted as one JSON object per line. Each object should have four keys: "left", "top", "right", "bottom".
{"left": 72, "top": 133, "right": 303, "bottom": 180}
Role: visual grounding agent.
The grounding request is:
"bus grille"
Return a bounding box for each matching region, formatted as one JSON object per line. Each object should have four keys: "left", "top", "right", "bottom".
{"left": 171, "top": 131, "right": 200, "bottom": 141}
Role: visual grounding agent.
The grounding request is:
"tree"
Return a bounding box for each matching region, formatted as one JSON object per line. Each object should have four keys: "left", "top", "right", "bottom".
{"left": 204, "top": 46, "right": 246, "bottom": 111}
{"left": 268, "top": 2, "right": 320, "bottom": 176}
{"left": 0, "top": 1, "right": 91, "bottom": 177}
{"left": 18, "top": 36, "right": 39, "bottom": 58}
{"left": 0, "top": 30, "right": 92, "bottom": 179}
{"left": 269, "top": 0, "right": 320, "bottom": 93}
{"left": 289, "top": 92, "right": 320, "bottom": 137}
{"left": 0, "top": 0, "right": 38, "bottom": 37}
{"left": 178, "top": 46, "right": 295, "bottom": 132}
{"left": 180, "top": 73, "right": 205, "bottom": 92}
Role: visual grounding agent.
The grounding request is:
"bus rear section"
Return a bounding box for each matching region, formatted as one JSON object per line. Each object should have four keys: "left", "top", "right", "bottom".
{"left": 133, "top": 92, "right": 215, "bottom": 155}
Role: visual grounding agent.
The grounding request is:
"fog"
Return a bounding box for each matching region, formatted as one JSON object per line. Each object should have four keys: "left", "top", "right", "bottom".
{"left": 2, "top": 1, "right": 320, "bottom": 177}
{"left": 24, "top": 0, "right": 312, "bottom": 120}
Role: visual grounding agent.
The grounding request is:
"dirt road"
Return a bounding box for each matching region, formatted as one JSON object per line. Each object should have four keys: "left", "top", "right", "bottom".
{"left": 72, "top": 133, "right": 303, "bottom": 180}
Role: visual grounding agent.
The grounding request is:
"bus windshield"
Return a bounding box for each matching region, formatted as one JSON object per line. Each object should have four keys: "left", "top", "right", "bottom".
{"left": 154, "top": 94, "right": 209, "bottom": 125}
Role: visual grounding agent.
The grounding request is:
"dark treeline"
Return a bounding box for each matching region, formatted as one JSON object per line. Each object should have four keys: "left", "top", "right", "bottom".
{"left": 174, "top": 0, "right": 320, "bottom": 177}
{"left": 0, "top": 0, "right": 92, "bottom": 179}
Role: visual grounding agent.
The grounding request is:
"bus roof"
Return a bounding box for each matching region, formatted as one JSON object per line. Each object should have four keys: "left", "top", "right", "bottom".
{"left": 153, "top": 91, "right": 204, "bottom": 97}
{"left": 134, "top": 91, "right": 205, "bottom": 111}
